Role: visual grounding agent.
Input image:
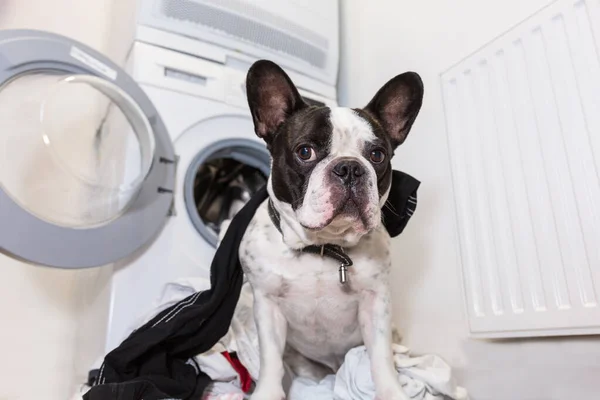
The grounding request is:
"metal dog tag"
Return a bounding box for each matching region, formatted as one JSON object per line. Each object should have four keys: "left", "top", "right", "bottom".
{"left": 339, "top": 264, "right": 348, "bottom": 284}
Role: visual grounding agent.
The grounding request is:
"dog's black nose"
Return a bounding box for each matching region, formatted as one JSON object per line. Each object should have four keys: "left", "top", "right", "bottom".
{"left": 332, "top": 159, "right": 365, "bottom": 184}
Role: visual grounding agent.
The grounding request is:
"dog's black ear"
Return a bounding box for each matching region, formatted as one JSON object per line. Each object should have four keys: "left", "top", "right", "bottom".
{"left": 364, "top": 72, "right": 424, "bottom": 148}
{"left": 246, "top": 60, "right": 307, "bottom": 143}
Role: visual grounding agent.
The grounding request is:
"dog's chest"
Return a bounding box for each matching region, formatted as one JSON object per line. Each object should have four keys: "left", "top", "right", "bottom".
{"left": 239, "top": 204, "right": 391, "bottom": 367}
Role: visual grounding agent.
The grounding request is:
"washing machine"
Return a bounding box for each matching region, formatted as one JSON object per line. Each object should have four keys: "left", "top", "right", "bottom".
{"left": 0, "top": 29, "right": 337, "bottom": 357}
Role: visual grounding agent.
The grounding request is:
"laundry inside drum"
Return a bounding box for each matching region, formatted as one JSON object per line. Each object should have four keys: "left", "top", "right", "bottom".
{"left": 192, "top": 157, "right": 267, "bottom": 242}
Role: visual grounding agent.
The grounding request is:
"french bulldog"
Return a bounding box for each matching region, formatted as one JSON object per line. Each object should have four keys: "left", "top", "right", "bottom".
{"left": 239, "top": 60, "right": 423, "bottom": 400}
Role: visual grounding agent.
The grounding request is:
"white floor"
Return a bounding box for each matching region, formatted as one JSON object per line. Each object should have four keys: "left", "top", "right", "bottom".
{"left": 0, "top": 254, "right": 112, "bottom": 400}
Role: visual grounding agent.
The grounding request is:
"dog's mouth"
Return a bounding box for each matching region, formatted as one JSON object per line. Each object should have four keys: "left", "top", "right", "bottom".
{"left": 300, "top": 196, "right": 371, "bottom": 232}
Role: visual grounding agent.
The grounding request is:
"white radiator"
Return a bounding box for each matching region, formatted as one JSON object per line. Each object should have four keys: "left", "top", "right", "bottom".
{"left": 441, "top": 0, "right": 600, "bottom": 338}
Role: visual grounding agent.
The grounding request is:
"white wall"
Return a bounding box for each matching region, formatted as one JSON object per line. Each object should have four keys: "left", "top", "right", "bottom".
{"left": 339, "top": 1, "right": 600, "bottom": 399}
{"left": 0, "top": 0, "right": 136, "bottom": 64}
{"left": 0, "top": 2, "right": 136, "bottom": 399}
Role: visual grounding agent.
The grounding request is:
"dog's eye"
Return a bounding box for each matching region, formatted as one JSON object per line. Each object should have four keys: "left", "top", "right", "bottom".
{"left": 296, "top": 146, "right": 316, "bottom": 162}
{"left": 370, "top": 149, "right": 386, "bottom": 164}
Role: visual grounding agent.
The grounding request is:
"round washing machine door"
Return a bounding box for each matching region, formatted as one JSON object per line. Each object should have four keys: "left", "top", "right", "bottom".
{"left": 0, "top": 30, "right": 175, "bottom": 268}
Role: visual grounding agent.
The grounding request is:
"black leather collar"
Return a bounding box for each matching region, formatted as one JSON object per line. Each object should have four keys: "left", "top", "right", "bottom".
{"left": 267, "top": 198, "right": 353, "bottom": 284}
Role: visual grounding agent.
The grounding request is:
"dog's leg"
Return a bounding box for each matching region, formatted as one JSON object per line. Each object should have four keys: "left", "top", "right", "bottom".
{"left": 359, "top": 286, "right": 408, "bottom": 400}
{"left": 251, "top": 291, "right": 287, "bottom": 400}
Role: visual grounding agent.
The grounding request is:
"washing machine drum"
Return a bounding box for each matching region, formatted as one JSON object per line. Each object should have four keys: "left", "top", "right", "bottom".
{"left": 0, "top": 30, "right": 175, "bottom": 269}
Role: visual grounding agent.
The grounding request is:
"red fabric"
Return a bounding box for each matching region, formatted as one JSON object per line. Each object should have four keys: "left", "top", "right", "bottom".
{"left": 221, "top": 351, "right": 253, "bottom": 393}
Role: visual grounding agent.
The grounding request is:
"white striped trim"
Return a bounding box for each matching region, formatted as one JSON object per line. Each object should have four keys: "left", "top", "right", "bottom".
{"left": 164, "top": 291, "right": 204, "bottom": 323}
{"left": 151, "top": 291, "right": 202, "bottom": 328}
{"left": 97, "top": 362, "right": 105, "bottom": 385}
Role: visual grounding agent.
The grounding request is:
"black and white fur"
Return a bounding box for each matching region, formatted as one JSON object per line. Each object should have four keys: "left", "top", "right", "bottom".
{"left": 238, "top": 60, "right": 423, "bottom": 400}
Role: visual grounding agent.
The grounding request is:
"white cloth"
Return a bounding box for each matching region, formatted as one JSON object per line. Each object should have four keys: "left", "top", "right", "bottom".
{"left": 333, "top": 345, "right": 469, "bottom": 400}
{"left": 195, "top": 349, "right": 239, "bottom": 382}
{"left": 288, "top": 344, "right": 468, "bottom": 400}
{"left": 289, "top": 375, "right": 336, "bottom": 399}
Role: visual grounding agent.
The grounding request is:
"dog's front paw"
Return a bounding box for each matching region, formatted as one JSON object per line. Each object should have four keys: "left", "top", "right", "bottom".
{"left": 250, "top": 387, "right": 285, "bottom": 400}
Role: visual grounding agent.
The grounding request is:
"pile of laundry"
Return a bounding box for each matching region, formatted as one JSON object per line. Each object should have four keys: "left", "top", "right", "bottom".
{"left": 75, "top": 276, "right": 468, "bottom": 400}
